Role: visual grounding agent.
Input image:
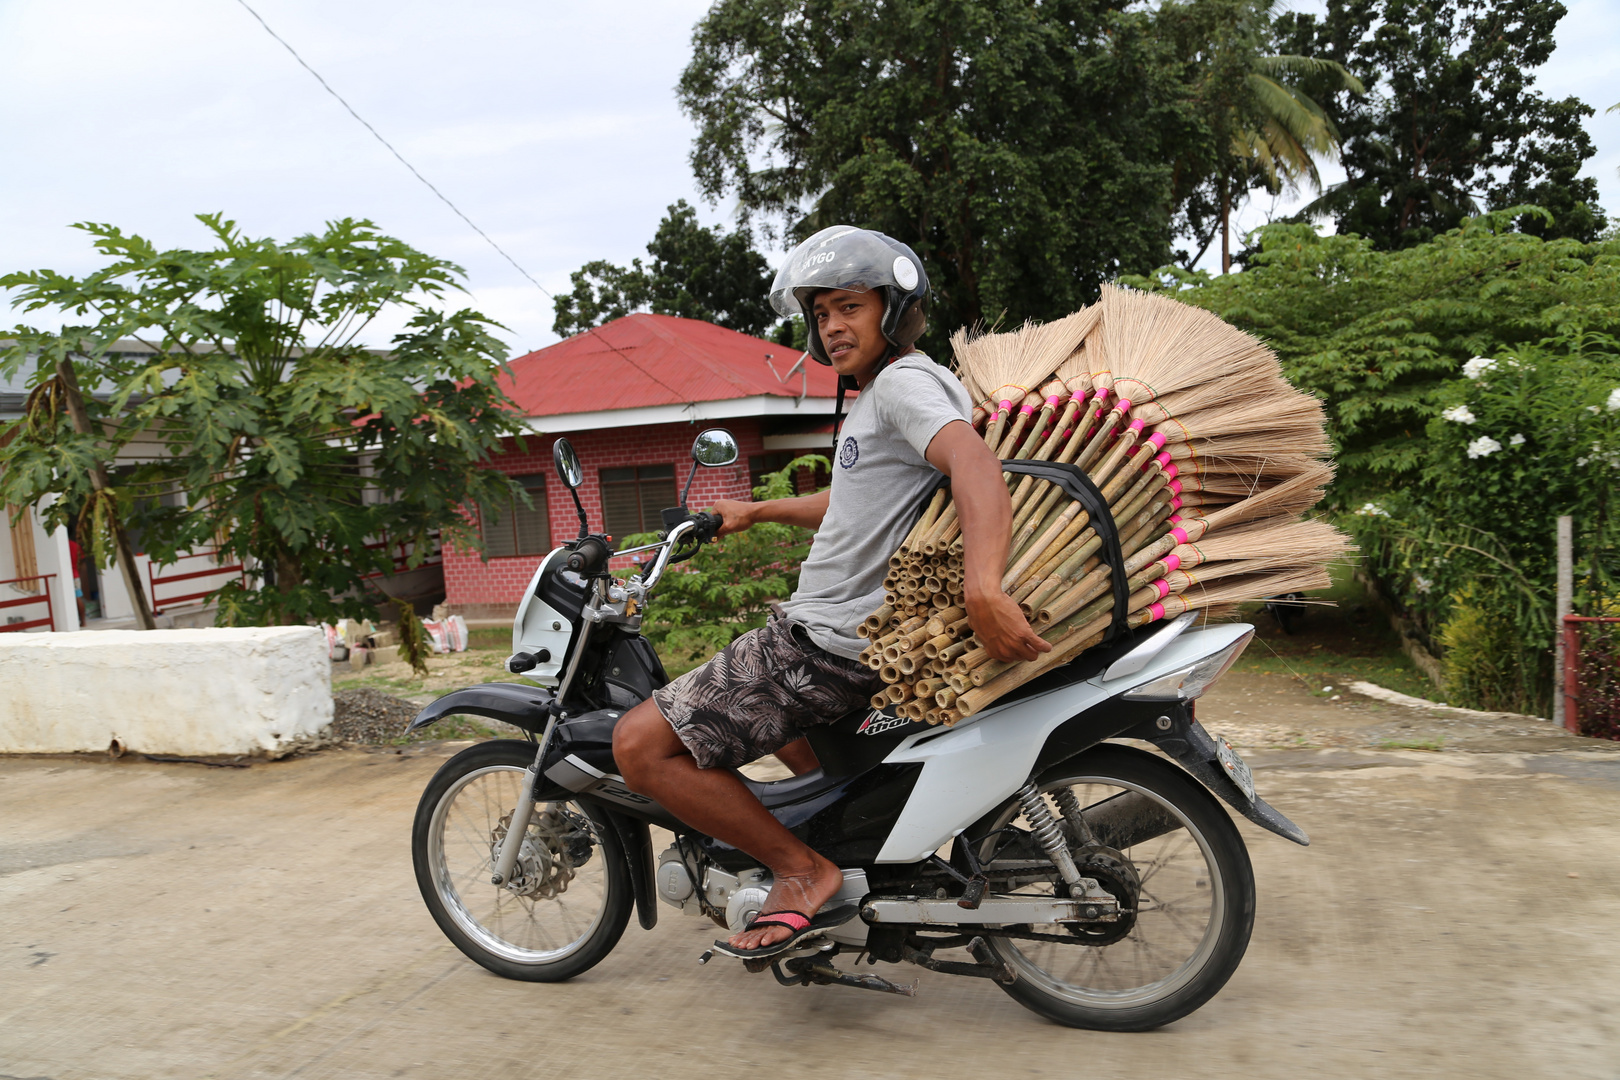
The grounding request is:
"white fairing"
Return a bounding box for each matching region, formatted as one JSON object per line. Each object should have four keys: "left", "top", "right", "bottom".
{"left": 873, "top": 621, "right": 1253, "bottom": 863}
{"left": 511, "top": 547, "right": 575, "bottom": 686}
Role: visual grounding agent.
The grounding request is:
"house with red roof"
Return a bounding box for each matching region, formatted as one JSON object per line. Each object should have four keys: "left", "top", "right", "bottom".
{"left": 445, "top": 313, "right": 841, "bottom": 620}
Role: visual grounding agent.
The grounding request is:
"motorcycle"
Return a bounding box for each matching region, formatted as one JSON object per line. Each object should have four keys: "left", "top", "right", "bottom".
{"left": 407, "top": 428, "right": 1308, "bottom": 1031}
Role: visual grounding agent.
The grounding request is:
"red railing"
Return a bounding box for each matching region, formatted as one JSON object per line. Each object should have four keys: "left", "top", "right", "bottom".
{"left": 0, "top": 573, "right": 55, "bottom": 632}
{"left": 1562, "top": 614, "right": 1620, "bottom": 738}
{"left": 146, "top": 550, "right": 246, "bottom": 614}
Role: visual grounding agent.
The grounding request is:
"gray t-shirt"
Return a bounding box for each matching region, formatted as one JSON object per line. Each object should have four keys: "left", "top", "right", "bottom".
{"left": 780, "top": 353, "right": 973, "bottom": 659}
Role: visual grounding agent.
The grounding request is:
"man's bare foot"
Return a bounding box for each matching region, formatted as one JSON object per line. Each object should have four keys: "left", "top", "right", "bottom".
{"left": 726, "top": 853, "right": 845, "bottom": 952}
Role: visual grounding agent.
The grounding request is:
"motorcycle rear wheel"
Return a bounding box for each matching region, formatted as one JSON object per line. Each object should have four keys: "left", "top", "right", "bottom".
{"left": 966, "top": 744, "right": 1255, "bottom": 1031}
{"left": 412, "top": 740, "right": 632, "bottom": 981}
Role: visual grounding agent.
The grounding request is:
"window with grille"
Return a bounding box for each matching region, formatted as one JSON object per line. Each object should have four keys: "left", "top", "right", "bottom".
{"left": 599, "top": 464, "right": 676, "bottom": 539}
{"left": 479, "top": 474, "right": 551, "bottom": 558}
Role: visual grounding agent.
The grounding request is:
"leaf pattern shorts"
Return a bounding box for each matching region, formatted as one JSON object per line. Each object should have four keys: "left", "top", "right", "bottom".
{"left": 650, "top": 618, "right": 882, "bottom": 770}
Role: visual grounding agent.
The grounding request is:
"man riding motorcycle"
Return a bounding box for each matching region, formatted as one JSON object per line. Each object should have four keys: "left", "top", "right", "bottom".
{"left": 613, "top": 226, "right": 1050, "bottom": 958}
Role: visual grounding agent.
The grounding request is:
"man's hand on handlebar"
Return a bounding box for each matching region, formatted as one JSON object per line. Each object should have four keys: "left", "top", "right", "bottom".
{"left": 709, "top": 499, "right": 755, "bottom": 537}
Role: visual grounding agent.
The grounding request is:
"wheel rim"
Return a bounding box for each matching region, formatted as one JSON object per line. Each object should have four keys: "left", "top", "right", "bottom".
{"left": 428, "top": 764, "right": 611, "bottom": 965}
{"left": 979, "top": 774, "right": 1225, "bottom": 1010}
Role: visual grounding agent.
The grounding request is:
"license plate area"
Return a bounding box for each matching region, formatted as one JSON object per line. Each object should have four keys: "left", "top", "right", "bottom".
{"left": 1214, "top": 736, "right": 1256, "bottom": 802}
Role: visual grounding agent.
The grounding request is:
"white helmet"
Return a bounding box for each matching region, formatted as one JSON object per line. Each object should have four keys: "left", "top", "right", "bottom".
{"left": 769, "top": 226, "right": 929, "bottom": 366}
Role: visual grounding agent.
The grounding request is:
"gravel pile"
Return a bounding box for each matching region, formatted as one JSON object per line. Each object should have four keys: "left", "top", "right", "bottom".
{"left": 330, "top": 688, "right": 423, "bottom": 744}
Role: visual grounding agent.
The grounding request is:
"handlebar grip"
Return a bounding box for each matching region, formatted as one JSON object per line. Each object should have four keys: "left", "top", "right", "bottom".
{"left": 693, "top": 512, "right": 722, "bottom": 543}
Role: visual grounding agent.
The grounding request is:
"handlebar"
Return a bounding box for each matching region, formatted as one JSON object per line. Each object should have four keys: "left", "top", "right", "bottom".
{"left": 637, "top": 519, "right": 697, "bottom": 592}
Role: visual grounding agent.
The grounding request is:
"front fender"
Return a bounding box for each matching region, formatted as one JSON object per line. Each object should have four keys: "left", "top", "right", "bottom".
{"left": 406, "top": 683, "right": 555, "bottom": 737}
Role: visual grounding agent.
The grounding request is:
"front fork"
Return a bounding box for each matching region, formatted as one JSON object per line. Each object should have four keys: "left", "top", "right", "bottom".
{"left": 491, "top": 712, "right": 561, "bottom": 887}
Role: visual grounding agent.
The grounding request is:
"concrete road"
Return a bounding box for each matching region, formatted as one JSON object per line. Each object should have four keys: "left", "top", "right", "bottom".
{"left": 4, "top": 734, "right": 1619, "bottom": 1079}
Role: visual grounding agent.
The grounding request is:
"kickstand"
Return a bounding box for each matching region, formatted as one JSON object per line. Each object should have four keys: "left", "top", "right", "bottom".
{"left": 774, "top": 957, "right": 919, "bottom": 997}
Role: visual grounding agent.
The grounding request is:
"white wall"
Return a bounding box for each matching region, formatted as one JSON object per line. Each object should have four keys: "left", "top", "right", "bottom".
{"left": 0, "top": 627, "right": 333, "bottom": 756}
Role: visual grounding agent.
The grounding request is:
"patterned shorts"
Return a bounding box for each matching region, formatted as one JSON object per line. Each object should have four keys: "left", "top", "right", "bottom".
{"left": 651, "top": 618, "right": 882, "bottom": 770}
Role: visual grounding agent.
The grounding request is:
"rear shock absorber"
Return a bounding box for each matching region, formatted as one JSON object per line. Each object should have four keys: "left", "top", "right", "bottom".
{"left": 1051, "top": 786, "right": 1097, "bottom": 847}
{"left": 1015, "top": 782, "right": 1084, "bottom": 888}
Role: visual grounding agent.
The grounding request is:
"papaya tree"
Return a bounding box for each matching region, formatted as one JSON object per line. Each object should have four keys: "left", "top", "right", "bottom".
{"left": 0, "top": 214, "right": 526, "bottom": 626}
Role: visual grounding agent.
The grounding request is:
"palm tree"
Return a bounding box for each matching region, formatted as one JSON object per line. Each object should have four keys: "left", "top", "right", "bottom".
{"left": 1220, "top": 55, "right": 1365, "bottom": 272}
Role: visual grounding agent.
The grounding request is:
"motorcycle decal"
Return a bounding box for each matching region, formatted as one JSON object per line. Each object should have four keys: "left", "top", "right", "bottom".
{"left": 839, "top": 436, "right": 859, "bottom": 469}
{"left": 856, "top": 711, "right": 911, "bottom": 737}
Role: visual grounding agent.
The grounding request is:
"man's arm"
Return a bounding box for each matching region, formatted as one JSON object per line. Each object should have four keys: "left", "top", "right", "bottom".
{"left": 925, "top": 420, "right": 1051, "bottom": 664}
{"left": 711, "top": 488, "right": 831, "bottom": 536}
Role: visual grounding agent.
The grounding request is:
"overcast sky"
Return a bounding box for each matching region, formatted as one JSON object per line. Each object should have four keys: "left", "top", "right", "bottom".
{"left": 2, "top": 0, "right": 1615, "bottom": 358}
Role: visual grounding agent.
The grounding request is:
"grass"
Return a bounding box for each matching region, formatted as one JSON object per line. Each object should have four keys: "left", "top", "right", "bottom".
{"left": 1226, "top": 561, "right": 1443, "bottom": 702}
{"left": 1378, "top": 737, "right": 1446, "bottom": 751}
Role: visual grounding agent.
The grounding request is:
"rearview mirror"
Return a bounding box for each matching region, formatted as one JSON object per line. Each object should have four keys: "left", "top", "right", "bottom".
{"left": 552, "top": 438, "right": 584, "bottom": 489}
{"left": 691, "top": 428, "right": 739, "bottom": 467}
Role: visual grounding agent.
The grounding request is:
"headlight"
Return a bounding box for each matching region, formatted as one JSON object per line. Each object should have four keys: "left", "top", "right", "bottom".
{"left": 1121, "top": 630, "right": 1252, "bottom": 701}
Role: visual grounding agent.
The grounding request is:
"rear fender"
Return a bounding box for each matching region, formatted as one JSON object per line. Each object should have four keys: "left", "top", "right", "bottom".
{"left": 1121, "top": 710, "right": 1309, "bottom": 846}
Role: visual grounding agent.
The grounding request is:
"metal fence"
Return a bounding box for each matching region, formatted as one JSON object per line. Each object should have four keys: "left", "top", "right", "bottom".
{"left": 1561, "top": 614, "right": 1620, "bottom": 740}
{"left": 0, "top": 573, "right": 56, "bottom": 632}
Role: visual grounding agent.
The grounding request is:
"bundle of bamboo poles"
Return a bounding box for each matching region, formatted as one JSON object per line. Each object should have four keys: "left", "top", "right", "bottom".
{"left": 858, "top": 286, "right": 1350, "bottom": 725}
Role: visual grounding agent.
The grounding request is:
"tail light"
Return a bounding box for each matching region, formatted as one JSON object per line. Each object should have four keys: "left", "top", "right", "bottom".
{"left": 1121, "top": 630, "right": 1252, "bottom": 702}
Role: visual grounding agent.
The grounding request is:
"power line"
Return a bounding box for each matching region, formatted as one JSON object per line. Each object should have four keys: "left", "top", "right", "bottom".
{"left": 232, "top": 0, "right": 693, "bottom": 403}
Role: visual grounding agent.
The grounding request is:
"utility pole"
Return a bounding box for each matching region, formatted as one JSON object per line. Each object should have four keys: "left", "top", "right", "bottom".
{"left": 1553, "top": 515, "right": 1573, "bottom": 728}
{"left": 54, "top": 355, "right": 157, "bottom": 630}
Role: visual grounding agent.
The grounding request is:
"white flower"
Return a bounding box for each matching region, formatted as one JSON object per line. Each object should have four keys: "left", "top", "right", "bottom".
{"left": 1413, "top": 574, "right": 1434, "bottom": 594}
{"left": 1608, "top": 388, "right": 1620, "bottom": 412}
{"left": 1466, "top": 436, "right": 1502, "bottom": 459}
{"left": 1589, "top": 405, "right": 1602, "bottom": 415}
{"left": 1441, "top": 405, "right": 1476, "bottom": 424}
{"left": 1462, "top": 356, "right": 1496, "bottom": 380}
{"left": 1509, "top": 433, "right": 1526, "bottom": 446}
{"left": 1356, "top": 502, "right": 1390, "bottom": 517}
{"left": 1578, "top": 457, "right": 1590, "bottom": 466}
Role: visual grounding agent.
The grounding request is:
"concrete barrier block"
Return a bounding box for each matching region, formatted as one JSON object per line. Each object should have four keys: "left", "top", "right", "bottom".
{"left": 0, "top": 627, "right": 333, "bottom": 757}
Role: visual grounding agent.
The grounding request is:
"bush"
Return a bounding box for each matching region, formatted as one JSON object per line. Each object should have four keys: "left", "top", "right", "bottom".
{"left": 1344, "top": 329, "right": 1620, "bottom": 713}
{"left": 1438, "top": 586, "right": 1532, "bottom": 713}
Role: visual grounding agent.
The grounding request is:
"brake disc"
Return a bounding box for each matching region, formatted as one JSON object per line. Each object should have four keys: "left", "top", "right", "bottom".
{"left": 490, "top": 808, "right": 578, "bottom": 900}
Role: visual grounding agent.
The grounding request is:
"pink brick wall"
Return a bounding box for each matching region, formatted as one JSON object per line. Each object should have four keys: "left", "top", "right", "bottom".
{"left": 444, "top": 419, "right": 766, "bottom": 607}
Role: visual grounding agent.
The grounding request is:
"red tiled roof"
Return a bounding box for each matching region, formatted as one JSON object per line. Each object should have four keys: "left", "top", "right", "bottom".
{"left": 500, "top": 313, "right": 840, "bottom": 418}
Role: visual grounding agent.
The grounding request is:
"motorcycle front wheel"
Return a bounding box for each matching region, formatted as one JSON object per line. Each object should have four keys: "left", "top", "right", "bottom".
{"left": 412, "top": 739, "right": 632, "bottom": 981}
{"left": 966, "top": 744, "right": 1256, "bottom": 1031}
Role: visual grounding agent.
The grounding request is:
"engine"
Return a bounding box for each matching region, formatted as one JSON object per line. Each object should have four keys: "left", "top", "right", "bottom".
{"left": 655, "top": 845, "right": 871, "bottom": 945}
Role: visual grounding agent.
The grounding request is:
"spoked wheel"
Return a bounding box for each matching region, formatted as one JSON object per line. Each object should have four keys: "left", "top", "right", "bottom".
{"left": 412, "top": 740, "right": 632, "bottom": 981}
{"left": 963, "top": 744, "right": 1255, "bottom": 1031}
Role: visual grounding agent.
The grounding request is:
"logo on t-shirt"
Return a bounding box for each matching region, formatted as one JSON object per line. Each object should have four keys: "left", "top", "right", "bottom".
{"left": 839, "top": 436, "right": 859, "bottom": 469}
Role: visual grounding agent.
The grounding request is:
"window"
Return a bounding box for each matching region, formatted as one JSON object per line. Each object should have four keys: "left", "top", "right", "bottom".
{"left": 599, "top": 464, "right": 676, "bottom": 539}
{"left": 480, "top": 474, "right": 551, "bottom": 557}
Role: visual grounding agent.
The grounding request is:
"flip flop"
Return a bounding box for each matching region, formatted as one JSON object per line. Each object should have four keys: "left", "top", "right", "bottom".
{"left": 707, "top": 904, "right": 860, "bottom": 961}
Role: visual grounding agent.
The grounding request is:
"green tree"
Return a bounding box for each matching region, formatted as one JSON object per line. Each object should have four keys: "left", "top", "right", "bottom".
{"left": 1162, "top": 0, "right": 1364, "bottom": 272}
{"left": 1275, "top": 0, "right": 1606, "bottom": 248}
{"left": 0, "top": 214, "right": 527, "bottom": 627}
{"left": 1123, "top": 209, "right": 1620, "bottom": 497}
{"left": 552, "top": 199, "right": 777, "bottom": 337}
{"left": 677, "top": 0, "right": 1201, "bottom": 348}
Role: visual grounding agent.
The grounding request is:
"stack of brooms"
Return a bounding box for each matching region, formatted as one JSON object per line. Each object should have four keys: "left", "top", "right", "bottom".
{"left": 858, "top": 285, "right": 1349, "bottom": 725}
